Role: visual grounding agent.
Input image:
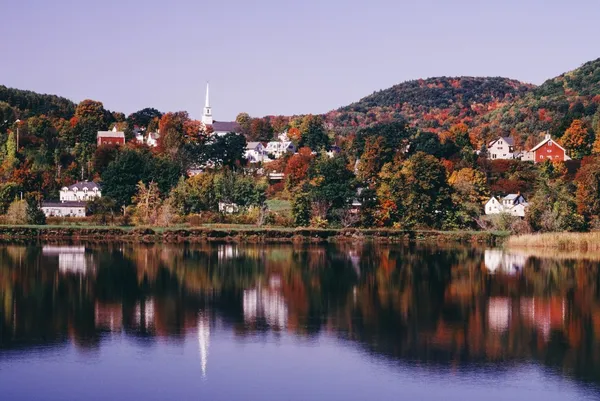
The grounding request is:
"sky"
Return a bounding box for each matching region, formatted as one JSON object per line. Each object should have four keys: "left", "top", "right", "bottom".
{"left": 1, "top": 0, "right": 599, "bottom": 121}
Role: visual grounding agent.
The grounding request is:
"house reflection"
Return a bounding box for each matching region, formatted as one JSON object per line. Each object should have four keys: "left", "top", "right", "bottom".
{"left": 95, "top": 302, "right": 123, "bottom": 333}
{"left": 42, "top": 246, "right": 96, "bottom": 275}
{"left": 484, "top": 249, "right": 527, "bottom": 275}
{"left": 243, "top": 274, "right": 288, "bottom": 329}
{"left": 134, "top": 298, "right": 155, "bottom": 331}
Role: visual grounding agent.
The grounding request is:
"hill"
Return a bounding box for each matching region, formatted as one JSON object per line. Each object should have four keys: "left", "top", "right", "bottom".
{"left": 0, "top": 85, "right": 76, "bottom": 121}
{"left": 473, "top": 58, "right": 600, "bottom": 149}
{"left": 325, "top": 77, "right": 534, "bottom": 131}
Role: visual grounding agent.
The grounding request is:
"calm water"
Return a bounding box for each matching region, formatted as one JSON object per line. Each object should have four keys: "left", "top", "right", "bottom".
{"left": 1, "top": 243, "right": 600, "bottom": 400}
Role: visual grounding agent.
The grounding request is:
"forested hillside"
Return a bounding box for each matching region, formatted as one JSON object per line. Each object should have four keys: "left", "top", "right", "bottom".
{"left": 325, "top": 77, "right": 533, "bottom": 132}
{"left": 473, "top": 58, "right": 600, "bottom": 149}
{"left": 0, "top": 85, "right": 76, "bottom": 120}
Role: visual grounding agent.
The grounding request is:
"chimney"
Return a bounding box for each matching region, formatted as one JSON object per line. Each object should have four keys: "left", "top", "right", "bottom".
{"left": 544, "top": 133, "right": 551, "bottom": 140}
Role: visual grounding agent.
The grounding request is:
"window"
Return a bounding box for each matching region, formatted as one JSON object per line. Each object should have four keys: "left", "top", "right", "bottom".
{"left": 549, "top": 141, "right": 553, "bottom": 146}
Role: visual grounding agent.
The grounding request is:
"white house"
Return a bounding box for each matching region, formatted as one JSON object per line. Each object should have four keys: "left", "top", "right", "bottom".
{"left": 60, "top": 181, "right": 102, "bottom": 202}
{"left": 487, "top": 136, "right": 515, "bottom": 159}
{"left": 265, "top": 140, "right": 296, "bottom": 159}
{"left": 485, "top": 193, "right": 528, "bottom": 217}
{"left": 245, "top": 142, "right": 267, "bottom": 163}
{"left": 135, "top": 128, "right": 160, "bottom": 147}
{"left": 41, "top": 201, "right": 87, "bottom": 218}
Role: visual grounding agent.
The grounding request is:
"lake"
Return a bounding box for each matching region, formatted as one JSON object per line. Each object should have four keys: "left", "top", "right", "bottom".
{"left": 1, "top": 243, "right": 600, "bottom": 400}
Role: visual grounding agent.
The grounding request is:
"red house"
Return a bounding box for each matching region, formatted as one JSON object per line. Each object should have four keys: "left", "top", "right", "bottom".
{"left": 522, "top": 134, "right": 571, "bottom": 163}
{"left": 97, "top": 126, "right": 125, "bottom": 146}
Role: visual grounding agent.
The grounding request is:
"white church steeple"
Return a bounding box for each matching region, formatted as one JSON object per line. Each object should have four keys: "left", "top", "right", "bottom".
{"left": 202, "top": 82, "right": 213, "bottom": 126}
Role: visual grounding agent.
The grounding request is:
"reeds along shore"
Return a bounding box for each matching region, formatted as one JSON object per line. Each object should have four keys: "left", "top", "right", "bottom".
{"left": 507, "top": 232, "right": 600, "bottom": 251}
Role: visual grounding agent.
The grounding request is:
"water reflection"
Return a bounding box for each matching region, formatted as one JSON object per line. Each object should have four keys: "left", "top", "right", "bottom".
{"left": 1, "top": 243, "right": 600, "bottom": 395}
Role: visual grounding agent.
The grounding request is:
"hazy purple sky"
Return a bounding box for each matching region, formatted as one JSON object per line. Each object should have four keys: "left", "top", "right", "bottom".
{"left": 1, "top": 0, "right": 598, "bottom": 121}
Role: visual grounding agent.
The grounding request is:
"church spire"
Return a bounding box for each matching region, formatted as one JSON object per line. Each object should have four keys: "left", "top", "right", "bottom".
{"left": 202, "top": 82, "right": 213, "bottom": 126}
{"left": 205, "top": 82, "right": 210, "bottom": 109}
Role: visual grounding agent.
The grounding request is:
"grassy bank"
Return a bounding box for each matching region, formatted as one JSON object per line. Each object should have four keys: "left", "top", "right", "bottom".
{"left": 0, "top": 225, "right": 508, "bottom": 245}
{"left": 507, "top": 232, "right": 600, "bottom": 252}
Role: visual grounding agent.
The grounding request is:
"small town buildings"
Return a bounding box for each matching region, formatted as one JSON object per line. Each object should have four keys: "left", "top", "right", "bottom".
{"left": 60, "top": 181, "right": 102, "bottom": 202}
{"left": 41, "top": 201, "right": 87, "bottom": 217}
{"left": 485, "top": 193, "right": 528, "bottom": 217}
{"left": 520, "top": 134, "right": 571, "bottom": 163}
{"left": 245, "top": 142, "right": 267, "bottom": 163}
{"left": 97, "top": 126, "right": 125, "bottom": 146}
{"left": 265, "top": 140, "right": 296, "bottom": 159}
{"left": 487, "top": 136, "right": 515, "bottom": 160}
{"left": 135, "top": 128, "right": 160, "bottom": 147}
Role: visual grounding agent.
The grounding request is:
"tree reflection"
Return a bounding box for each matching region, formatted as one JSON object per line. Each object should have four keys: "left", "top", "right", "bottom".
{"left": 2, "top": 243, "right": 600, "bottom": 386}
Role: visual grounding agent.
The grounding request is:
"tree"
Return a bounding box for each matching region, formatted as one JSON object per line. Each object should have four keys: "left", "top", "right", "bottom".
{"left": 575, "top": 157, "right": 600, "bottom": 223}
{"left": 284, "top": 147, "right": 313, "bottom": 190}
{"left": 248, "top": 118, "right": 274, "bottom": 142}
{"left": 214, "top": 170, "right": 266, "bottom": 208}
{"left": 307, "top": 154, "right": 355, "bottom": 212}
{"left": 291, "top": 191, "right": 311, "bottom": 226}
{"left": 102, "top": 150, "right": 152, "bottom": 207}
{"left": 102, "top": 149, "right": 182, "bottom": 208}
{"left": 378, "top": 152, "right": 452, "bottom": 228}
{"left": 357, "top": 136, "right": 387, "bottom": 185}
{"left": 236, "top": 112, "right": 252, "bottom": 137}
{"left": 300, "top": 115, "right": 329, "bottom": 151}
{"left": 527, "top": 177, "right": 585, "bottom": 232}
{"left": 169, "top": 174, "right": 218, "bottom": 215}
{"left": 561, "top": 119, "right": 593, "bottom": 159}
{"left": 0, "top": 182, "right": 21, "bottom": 214}
{"left": 192, "top": 132, "right": 247, "bottom": 169}
{"left": 127, "top": 108, "right": 162, "bottom": 129}
{"left": 132, "top": 181, "right": 161, "bottom": 225}
{"left": 74, "top": 99, "right": 109, "bottom": 144}
{"left": 5, "top": 199, "right": 27, "bottom": 224}
{"left": 25, "top": 193, "right": 46, "bottom": 225}
{"left": 448, "top": 168, "right": 488, "bottom": 203}
{"left": 87, "top": 196, "right": 117, "bottom": 225}
{"left": 158, "top": 111, "right": 189, "bottom": 156}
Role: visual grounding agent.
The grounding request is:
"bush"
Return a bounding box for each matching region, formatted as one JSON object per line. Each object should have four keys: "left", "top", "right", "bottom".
{"left": 5, "top": 199, "right": 27, "bottom": 224}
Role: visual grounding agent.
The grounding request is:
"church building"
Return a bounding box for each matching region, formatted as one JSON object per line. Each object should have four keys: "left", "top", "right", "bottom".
{"left": 201, "top": 83, "right": 241, "bottom": 136}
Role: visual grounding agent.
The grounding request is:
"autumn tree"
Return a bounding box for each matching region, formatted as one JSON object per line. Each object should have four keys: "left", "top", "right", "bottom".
{"left": 158, "top": 111, "right": 188, "bottom": 156}
{"left": 248, "top": 118, "right": 274, "bottom": 142}
{"left": 561, "top": 119, "right": 593, "bottom": 159}
{"left": 300, "top": 115, "right": 329, "bottom": 151}
{"left": 357, "top": 136, "right": 387, "bottom": 185}
{"left": 378, "top": 152, "right": 451, "bottom": 228}
{"left": 236, "top": 112, "right": 252, "bottom": 137}
{"left": 575, "top": 157, "right": 600, "bottom": 224}
{"left": 132, "top": 181, "right": 161, "bottom": 225}
{"left": 448, "top": 167, "right": 488, "bottom": 228}
{"left": 284, "top": 147, "right": 313, "bottom": 190}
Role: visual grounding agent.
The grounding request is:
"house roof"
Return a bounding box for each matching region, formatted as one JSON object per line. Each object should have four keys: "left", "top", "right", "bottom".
{"left": 503, "top": 194, "right": 520, "bottom": 200}
{"left": 42, "top": 201, "right": 87, "bottom": 208}
{"left": 65, "top": 181, "right": 102, "bottom": 191}
{"left": 246, "top": 142, "right": 263, "bottom": 150}
{"left": 488, "top": 136, "right": 515, "bottom": 148}
{"left": 212, "top": 121, "right": 241, "bottom": 133}
{"left": 530, "top": 136, "right": 566, "bottom": 153}
{"left": 97, "top": 131, "right": 125, "bottom": 138}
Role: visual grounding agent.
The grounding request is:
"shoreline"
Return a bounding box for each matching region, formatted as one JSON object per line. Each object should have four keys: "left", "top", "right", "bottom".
{"left": 0, "top": 225, "right": 507, "bottom": 245}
